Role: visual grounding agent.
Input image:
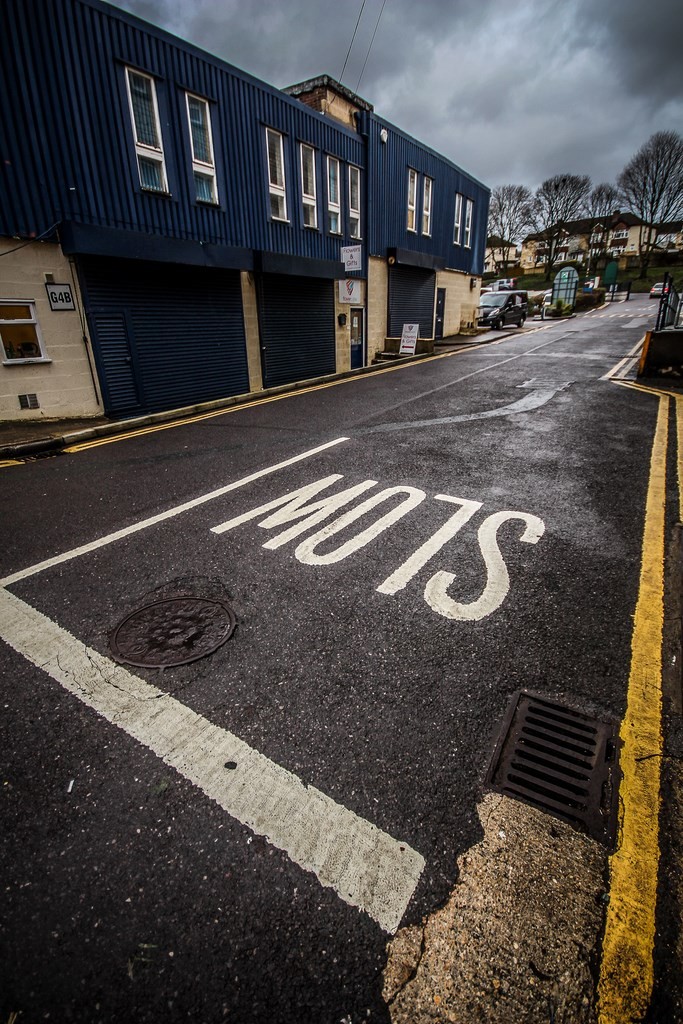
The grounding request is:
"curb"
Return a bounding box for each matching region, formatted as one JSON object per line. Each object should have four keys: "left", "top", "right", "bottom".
{"left": 0, "top": 330, "right": 514, "bottom": 462}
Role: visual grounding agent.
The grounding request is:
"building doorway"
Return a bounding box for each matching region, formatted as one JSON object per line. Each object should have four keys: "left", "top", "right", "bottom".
{"left": 350, "top": 307, "right": 364, "bottom": 369}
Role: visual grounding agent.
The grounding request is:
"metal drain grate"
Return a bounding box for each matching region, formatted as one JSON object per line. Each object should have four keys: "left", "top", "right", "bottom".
{"left": 484, "top": 691, "right": 620, "bottom": 847}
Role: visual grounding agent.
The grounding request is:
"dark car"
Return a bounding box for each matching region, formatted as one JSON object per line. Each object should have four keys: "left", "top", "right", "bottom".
{"left": 477, "top": 290, "right": 528, "bottom": 329}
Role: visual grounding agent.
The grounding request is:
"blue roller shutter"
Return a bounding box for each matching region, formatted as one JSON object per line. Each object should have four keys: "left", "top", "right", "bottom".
{"left": 388, "top": 264, "right": 436, "bottom": 338}
{"left": 81, "top": 257, "right": 249, "bottom": 416}
{"left": 258, "top": 274, "right": 336, "bottom": 389}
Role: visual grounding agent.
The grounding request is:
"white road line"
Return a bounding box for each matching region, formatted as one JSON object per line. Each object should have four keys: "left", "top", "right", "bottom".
{"left": 614, "top": 356, "right": 641, "bottom": 379}
{"left": 0, "top": 438, "right": 350, "bottom": 587}
{"left": 0, "top": 588, "right": 424, "bottom": 933}
{"left": 601, "top": 338, "right": 646, "bottom": 380}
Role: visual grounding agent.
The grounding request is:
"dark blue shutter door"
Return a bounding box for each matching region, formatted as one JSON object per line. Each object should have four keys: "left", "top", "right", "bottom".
{"left": 90, "top": 312, "right": 141, "bottom": 416}
{"left": 258, "top": 274, "right": 336, "bottom": 389}
{"left": 82, "top": 257, "right": 249, "bottom": 415}
{"left": 388, "top": 265, "right": 436, "bottom": 338}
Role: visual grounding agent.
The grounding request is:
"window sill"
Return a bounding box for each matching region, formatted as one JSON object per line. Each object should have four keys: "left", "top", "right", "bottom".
{"left": 3, "top": 357, "right": 52, "bottom": 366}
{"left": 196, "top": 199, "right": 220, "bottom": 207}
{"left": 140, "top": 187, "right": 172, "bottom": 197}
{"left": 270, "top": 217, "right": 290, "bottom": 225}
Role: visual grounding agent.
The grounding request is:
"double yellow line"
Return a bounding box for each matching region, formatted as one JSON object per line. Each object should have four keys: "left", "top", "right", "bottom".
{"left": 598, "top": 380, "right": 681, "bottom": 1022}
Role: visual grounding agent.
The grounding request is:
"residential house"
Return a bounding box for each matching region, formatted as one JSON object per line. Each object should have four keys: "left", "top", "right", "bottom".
{"left": 484, "top": 236, "right": 518, "bottom": 275}
{"left": 520, "top": 212, "right": 647, "bottom": 275}
{"left": 0, "top": 0, "right": 488, "bottom": 421}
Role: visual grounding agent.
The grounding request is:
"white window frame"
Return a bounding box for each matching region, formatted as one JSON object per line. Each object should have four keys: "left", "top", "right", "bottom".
{"left": 185, "top": 92, "right": 218, "bottom": 204}
{"left": 300, "top": 144, "right": 317, "bottom": 229}
{"left": 125, "top": 67, "right": 168, "bottom": 193}
{"left": 453, "top": 192, "right": 463, "bottom": 245}
{"left": 464, "top": 198, "right": 473, "bottom": 248}
{"left": 327, "top": 156, "right": 341, "bottom": 234}
{"left": 422, "top": 176, "right": 433, "bottom": 236}
{"left": 407, "top": 168, "right": 418, "bottom": 232}
{"left": 266, "top": 127, "right": 288, "bottom": 222}
{"left": 349, "top": 165, "right": 361, "bottom": 239}
{"left": 0, "top": 300, "right": 49, "bottom": 364}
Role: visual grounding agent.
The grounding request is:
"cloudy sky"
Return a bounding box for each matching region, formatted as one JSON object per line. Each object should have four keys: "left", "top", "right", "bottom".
{"left": 111, "top": 0, "right": 683, "bottom": 194}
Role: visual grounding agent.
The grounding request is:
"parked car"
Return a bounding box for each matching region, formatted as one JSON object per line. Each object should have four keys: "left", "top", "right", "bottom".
{"left": 490, "top": 277, "right": 518, "bottom": 291}
{"left": 477, "top": 290, "right": 528, "bottom": 329}
{"left": 650, "top": 282, "right": 668, "bottom": 299}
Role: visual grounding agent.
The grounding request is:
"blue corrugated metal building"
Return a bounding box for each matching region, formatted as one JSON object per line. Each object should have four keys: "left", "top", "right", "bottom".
{"left": 0, "top": 0, "right": 489, "bottom": 420}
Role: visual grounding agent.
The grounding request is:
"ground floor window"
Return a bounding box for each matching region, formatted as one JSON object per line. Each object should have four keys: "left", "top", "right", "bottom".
{"left": 0, "top": 302, "right": 48, "bottom": 362}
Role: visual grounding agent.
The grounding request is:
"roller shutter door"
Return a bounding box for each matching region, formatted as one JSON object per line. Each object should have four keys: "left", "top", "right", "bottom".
{"left": 388, "top": 265, "right": 436, "bottom": 338}
{"left": 81, "top": 257, "right": 248, "bottom": 416}
{"left": 258, "top": 274, "right": 336, "bottom": 389}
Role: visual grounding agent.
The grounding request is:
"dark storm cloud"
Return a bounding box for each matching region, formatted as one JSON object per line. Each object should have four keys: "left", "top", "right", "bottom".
{"left": 112, "top": 0, "right": 683, "bottom": 193}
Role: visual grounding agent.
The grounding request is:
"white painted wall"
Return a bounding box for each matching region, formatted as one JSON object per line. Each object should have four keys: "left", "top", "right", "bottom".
{"left": 0, "top": 239, "right": 101, "bottom": 420}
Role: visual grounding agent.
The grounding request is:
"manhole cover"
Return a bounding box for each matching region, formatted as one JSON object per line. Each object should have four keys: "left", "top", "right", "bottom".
{"left": 110, "top": 597, "right": 236, "bottom": 668}
{"left": 484, "top": 691, "right": 620, "bottom": 848}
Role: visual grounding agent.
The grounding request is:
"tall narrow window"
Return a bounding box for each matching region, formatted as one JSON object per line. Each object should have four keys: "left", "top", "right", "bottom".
{"left": 422, "top": 176, "right": 433, "bottom": 236}
{"left": 125, "top": 68, "right": 168, "bottom": 193}
{"left": 407, "top": 169, "right": 418, "bottom": 232}
{"left": 300, "top": 144, "right": 317, "bottom": 228}
{"left": 349, "top": 166, "right": 361, "bottom": 238}
{"left": 186, "top": 93, "right": 218, "bottom": 203}
{"left": 327, "top": 156, "right": 341, "bottom": 233}
{"left": 266, "top": 128, "right": 287, "bottom": 221}
{"left": 464, "top": 198, "right": 473, "bottom": 248}
{"left": 453, "top": 192, "right": 463, "bottom": 245}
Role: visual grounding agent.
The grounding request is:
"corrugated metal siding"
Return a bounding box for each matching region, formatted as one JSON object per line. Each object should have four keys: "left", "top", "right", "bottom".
{"left": 0, "top": 0, "right": 365, "bottom": 265}
{"left": 81, "top": 257, "right": 249, "bottom": 414}
{"left": 388, "top": 266, "right": 436, "bottom": 338}
{"left": 365, "top": 116, "right": 489, "bottom": 275}
{"left": 258, "top": 274, "right": 335, "bottom": 389}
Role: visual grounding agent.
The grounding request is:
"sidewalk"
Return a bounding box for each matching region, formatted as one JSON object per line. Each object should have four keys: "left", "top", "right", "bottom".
{"left": 1, "top": 329, "right": 509, "bottom": 461}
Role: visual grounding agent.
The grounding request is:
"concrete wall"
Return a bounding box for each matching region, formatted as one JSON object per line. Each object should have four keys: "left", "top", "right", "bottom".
{"left": 437, "top": 268, "right": 479, "bottom": 335}
{"left": 0, "top": 238, "right": 101, "bottom": 420}
{"left": 333, "top": 277, "right": 366, "bottom": 373}
{"left": 367, "top": 257, "right": 389, "bottom": 362}
{"left": 240, "top": 271, "right": 263, "bottom": 392}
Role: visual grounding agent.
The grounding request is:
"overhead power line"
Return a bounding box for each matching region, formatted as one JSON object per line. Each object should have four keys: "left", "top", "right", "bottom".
{"left": 355, "top": 0, "right": 388, "bottom": 93}
{"left": 338, "top": 0, "right": 366, "bottom": 85}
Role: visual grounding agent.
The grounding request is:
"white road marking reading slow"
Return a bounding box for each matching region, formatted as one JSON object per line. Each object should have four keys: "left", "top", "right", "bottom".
{"left": 213, "top": 475, "right": 546, "bottom": 622}
{"left": 0, "top": 438, "right": 350, "bottom": 587}
{"left": 377, "top": 496, "right": 483, "bottom": 595}
{"left": 424, "top": 511, "right": 545, "bottom": 620}
{"left": 0, "top": 588, "right": 424, "bottom": 933}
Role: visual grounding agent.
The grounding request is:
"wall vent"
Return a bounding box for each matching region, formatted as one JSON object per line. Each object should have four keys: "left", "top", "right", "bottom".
{"left": 18, "top": 393, "right": 40, "bottom": 410}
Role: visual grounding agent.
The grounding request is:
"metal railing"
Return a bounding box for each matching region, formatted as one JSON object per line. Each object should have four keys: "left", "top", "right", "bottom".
{"left": 655, "top": 273, "right": 682, "bottom": 331}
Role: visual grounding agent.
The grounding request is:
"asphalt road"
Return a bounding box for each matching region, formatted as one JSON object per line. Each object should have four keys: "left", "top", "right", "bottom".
{"left": 1, "top": 296, "right": 676, "bottom": 1022}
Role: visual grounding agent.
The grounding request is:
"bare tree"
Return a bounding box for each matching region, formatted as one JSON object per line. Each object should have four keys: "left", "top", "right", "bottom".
{"left": 487, "top": 185, "right": 534, "bottom": 272}
{"left": 531, "top": 174, "right": 591, "bottom": 280}
{"left": 617, "top": 131, "right": 683, "bottom": 276}
{"left": 585, "top": 182, "right": 620, "bottom": 274}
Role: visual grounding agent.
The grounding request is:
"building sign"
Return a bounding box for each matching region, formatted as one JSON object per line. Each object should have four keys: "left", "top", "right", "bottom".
{"left": 45, "top": 282, "right": 75, "bottom": 310}
{"left": 338, "top": 279, "right": 362, "bottom": 304}
{"left": 399, "top": 323, "right": 419, "bottom": 355}
{"left": 341, "top": 245, "right": 362, "bottom": 272}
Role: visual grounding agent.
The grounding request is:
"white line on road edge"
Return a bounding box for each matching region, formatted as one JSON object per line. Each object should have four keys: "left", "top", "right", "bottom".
{"left": 601, "top": 338, "right": 646, "bottom": 380}
{"left": 0, "top": 437, "right": 350, "bottom": 588}
{"left": 0, "top": 587, "right": 424, "bottom": 933}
